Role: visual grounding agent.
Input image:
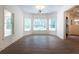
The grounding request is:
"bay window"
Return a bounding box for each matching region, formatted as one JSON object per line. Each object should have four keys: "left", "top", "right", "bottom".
{"left": 33, "top": 18, "right": 47, "bottom": 31}
{"left": 24, "top": 16, "right": 57, "bottom": 32}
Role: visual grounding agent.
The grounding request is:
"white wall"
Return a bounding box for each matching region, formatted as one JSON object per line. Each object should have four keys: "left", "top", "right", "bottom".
{"left": 0, "top": 5, "right": 24, "bottom": 51}
{"left": 57, "top": 10, "right": 64, "bottom": 39}
{"left": 57, "top": 5, "right": 74, "bottom": 39}
{"left": 0, "top": 6, "right": 4, "bottom": 41}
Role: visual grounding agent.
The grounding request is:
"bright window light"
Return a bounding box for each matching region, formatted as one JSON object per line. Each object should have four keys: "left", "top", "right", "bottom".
{"left": 4, "top": 10, "right": 13, "bottom": 37}
{"left": 24, "top": 17, "right": 31, "bottom": 31}
{"left": 49, "top": 16, "right": 57, "bottom": 31}
{"left": 33, "top": 18, "right": 47, "bottom": 31}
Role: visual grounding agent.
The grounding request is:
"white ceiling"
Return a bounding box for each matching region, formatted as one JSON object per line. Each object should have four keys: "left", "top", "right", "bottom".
{"left": 18, "top": 5, "right": 63, "bottom": 14}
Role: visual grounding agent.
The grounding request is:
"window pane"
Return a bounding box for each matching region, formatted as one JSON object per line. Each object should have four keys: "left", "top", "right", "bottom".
{"left": 4, "top": 10, "right": 13, "bottom": 37}
{"left": 24, "top": 18, "right": 31, "bottom": 31}
{"left": 49, "top": 16, "right": 57, "bottom": 31}
{"left": 33, "top": 18, "right": 47, "bottom": 30}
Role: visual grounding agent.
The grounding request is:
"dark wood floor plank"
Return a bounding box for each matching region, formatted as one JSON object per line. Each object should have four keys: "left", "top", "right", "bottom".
{"left": 1, "top": 34, "right": 79, "bottom": 54}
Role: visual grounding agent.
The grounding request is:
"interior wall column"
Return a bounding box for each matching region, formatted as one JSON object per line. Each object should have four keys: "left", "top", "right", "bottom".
{"left": 31, "top": 15, "right": 34, "bottom": 33}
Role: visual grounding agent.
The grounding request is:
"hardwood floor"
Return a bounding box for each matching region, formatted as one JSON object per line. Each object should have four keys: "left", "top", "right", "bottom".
{"left": 67, "top": 35, "right": 79, "bottom": 41}
{"left": 1, "top": 34, "right": 79, "bottom": 54}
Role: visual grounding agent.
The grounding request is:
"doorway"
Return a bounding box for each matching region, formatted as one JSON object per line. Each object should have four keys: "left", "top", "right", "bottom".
{"left": 65, "top": 6, "right": 79, "bottom": 40}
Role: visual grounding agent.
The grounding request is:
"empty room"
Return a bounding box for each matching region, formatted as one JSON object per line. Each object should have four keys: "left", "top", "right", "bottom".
{"left": 0, "top": 5, "right": 79, "bottom": 54}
